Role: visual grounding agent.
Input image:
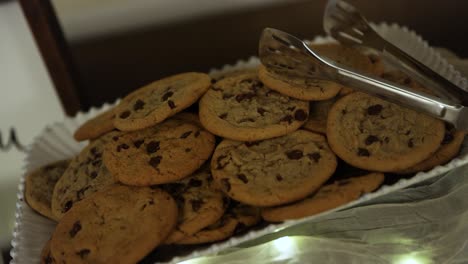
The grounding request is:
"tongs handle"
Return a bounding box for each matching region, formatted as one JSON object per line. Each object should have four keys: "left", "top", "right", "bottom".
{"left": 333, "top": 63, "right": 467, "bottom": 129}
{"left": 382, "top": 41, "right": 468, "bottom": 106}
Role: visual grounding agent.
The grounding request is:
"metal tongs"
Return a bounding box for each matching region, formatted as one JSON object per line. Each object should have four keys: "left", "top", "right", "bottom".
{"left": 323, "top": 0, "right": 468, "bottom": 105}
{"left": 258, "top": 28, "right": 468, "bottom": 130}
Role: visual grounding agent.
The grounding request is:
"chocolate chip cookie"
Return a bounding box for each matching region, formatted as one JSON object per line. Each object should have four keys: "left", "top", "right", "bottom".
{"left": 199, "top": 72, "right": 309, "bottom": 141}
{"left": 163, "top": 166, "right": 226, "bottom": 244}
{"left": 104, "top": 118, "right": 215, "bottom": 186}
{"left": 258, "top": 43, "right": 378, "bottom": 100}
{"left": 114, "top": 72, "right": 211, "bottom": 131}
{"left": 261, "top": 172, "right": 384, "bottom": 222}
{"left": 175, "top": 201, "right": 260, "bottom": 245}
{"left": 327, "top": 92, "right": 445, "bottom": 172}
{"left": 397, "top": 125, "right": 466, "bottom": 174}
{"left": 211, "top": 130, "right": 337, "bottom": 206}
{"left": 40, "top": 239, "right": 56, "bottom": 264}
{"left": 73, "top": 108, "right": 116, "bottom": 141}
{"left": 51, "top": 131, "right": 121, "bottom": 219}
{"left": 50, "top": 185, "right": 178, "bottom": 264}
{"left": 25, "top": 159, "right": 69, "bottom": 221}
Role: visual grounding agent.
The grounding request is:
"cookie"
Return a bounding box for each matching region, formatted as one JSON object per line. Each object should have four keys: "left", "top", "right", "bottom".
{"left": 302, "top": 98, "right": 337, "bottom": 134}
{"left": 40, "top": 239, "right": 56, "bottom": 264}
{"left": 163, "top": 166, "right": 226, "bottom": 244}
{"left": 210, "top": 67, "right": 258, "bottom": 83}
{"left": 199, "top": 72, "right": 309, "bottom": 141}
{"left": 175, "top": 201, "right": 260, "bottom": 245}
{"left": 50, "top": 185, "right": 178, "bottom": 264}
{"left": 261, "top": 172, "right": 384, "bottom": 222}
{"left": 113, "top": 72, "right": 211, "bottom": 131}
{"left": 397, "top": 126, "right": 466, "bottom": 174}
{"left": 73, "top": 108, "right": 116, "bottom": 141}
{"left": 104, "top": 118, "right": 215, "bottom": 186}
{"left": 258, "top": 43, "right": 377, "bottom": 100}
{"left": 51, "top": 131, "right": 121, "bottom": 219}
{"left": 211, "top": 130, "right": 337, "bottom": 206}
{"left": 25, "top": 160, "right": 69, "bottom": 221}
{"left": 327, "top": 92, "right": 445, "bottom": 172}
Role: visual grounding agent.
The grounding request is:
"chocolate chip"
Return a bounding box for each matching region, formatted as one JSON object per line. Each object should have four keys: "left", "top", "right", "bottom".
{"left": 119, "top": 110, "right": 131, "bottom": 119}
{"left": 384, "top": 137, "right": 390, "bottom": 143}
{"left": 162, "top": 91, "right": 174, "bottom": 101}
{"left": 223, "top": 94, "right": 234, "bottom": 100}
{"left": 148, "top": 198, "right": 154, "bottom": 205}
{"left": 237, "top": 174, "right": 248, "bottom": 183}
{"left": 219, "top": 113, "right": 228, "bottom": 119}
{"left": 90, "top": 147, "right": 98, "bottom": 156}
{"left": 211, "top": 79, "right": 217, "bottom": 84}
{"left": 287, "top": 106, "right": 296, "bottom": 111}
{"left": 365, "top": 135, "right": 379, "bottom": 145}
{"left": 408, "top": 138, "right": 414, "bottom": 148}
{"left": 294, "top": 109, "right": 308, "bottom": 121}
{"left": 133, "top": 139, "right": 144, "bottom": 148}
{"left": 146, "top": 141, "right": 160, "bottom": 154}
{"left": 140, "top": 204, "right": 147, "bottom": 211}
{"left": 221, "top": 178, "right": 231, "bottom": 192}
{"left": 194, "top": 130, "right": 200, "bottom": 137}
{"left": 76, "top": 187, "right": 90, "bottom": 200}
{"left": 185, "top": 148, "right": 191, "bottom": 152}
{"left": 367, "top": 104, "right": 383, "bottom": 115}
{"left": 188, "top": 178, "right": 202, "bottom": 187}
{"left": 405, "top": 130, "right": 411, "bottom": 135}
{"left": 116, "top": 143, "right": 129, "bottom": 152}
{"left": 180, "top": 131, "right": 193, "bottom": 138}
{"left": 216, "top": 155, "right": 228, "bottom": 169}
{"left": 190, "top": 199, "right": 203, "bottom": 212}
{"left": 90, "top": 171, "right": 98, "bottom": 179}
{"left": 149, "top": 156, "right": 162, "bottom": 168}
{"left": 307, "top": 152, "right": 321, "bottom": 162}
{"left": 286, "top": 150, "right": 303, "bottom": 160}
{"left": 63, "top": 200, "right": 73, "bottom": 213}
{"left": 280, "top": 115, "right": 293, "bottom": 124}
{"left": 276, "top": 174, "right": 283, "bottom": 181}
{"left": 69, "top": 221, "right": 81, "bottom": 238}
{"left": 235, "top": 92, "right": 256, "bottom": 102}
{"left": 112, "top": 136, "right": 120, "bottom": 141}
{"left": 91, "top": 158, "right": 101, "bottom": 166}
{"left": 442, "top": 132, "right": 454, "bottom": 145}
{"left": 133, "top": 99, "right": 145, "bottom": 111}
{"left": 168, "top": 100, "right": 176, "bottom": 109}
{"left": 341, "top": 109, "right": 347, "bottom": 115}
{"left": 357, "top": 148, "right": 370, "bottom": 157}
{"left": 76, "top": 249, "right": 90, "bottom": 259}
{"left": 44, "top": 253, "right": 54, "bottom": 264}
{"left": 257, "top": 107, "right": 267, "bottom": 116}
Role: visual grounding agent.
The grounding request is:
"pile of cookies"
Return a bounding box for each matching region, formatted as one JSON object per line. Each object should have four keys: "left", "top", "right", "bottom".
{"left": 24, "top": 43, "right": 465, "bottom": 263}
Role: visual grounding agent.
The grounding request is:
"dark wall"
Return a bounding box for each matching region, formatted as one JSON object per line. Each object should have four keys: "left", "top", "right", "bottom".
{"left": 68, "top": 0, "right": 468, "bottom": 110}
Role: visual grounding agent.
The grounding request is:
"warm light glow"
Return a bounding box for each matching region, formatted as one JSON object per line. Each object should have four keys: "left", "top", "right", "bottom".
{"left": 272, "top": 236, "right": 298, "bottom": 260}
{"left": 393, "top": 253, "right": 432, "bottom": 264}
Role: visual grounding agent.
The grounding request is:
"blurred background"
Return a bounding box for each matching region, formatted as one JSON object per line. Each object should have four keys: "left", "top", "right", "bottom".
{"left": 1, "top": 0, "right": 467, "bottom": 262}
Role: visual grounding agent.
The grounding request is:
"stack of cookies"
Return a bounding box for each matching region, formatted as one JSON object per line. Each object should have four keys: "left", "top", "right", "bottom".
{"left": 24, "top": 43, "right": 465, "bottom": 264}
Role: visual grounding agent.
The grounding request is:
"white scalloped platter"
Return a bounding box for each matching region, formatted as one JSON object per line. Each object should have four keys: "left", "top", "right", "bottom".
{"left": 10, "top": 23, "right": 468, "bottom": 264}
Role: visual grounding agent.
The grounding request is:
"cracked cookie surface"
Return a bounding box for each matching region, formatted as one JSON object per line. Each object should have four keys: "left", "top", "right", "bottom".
{"left": 211, "top": 130, "right": 337, "bottom": 206}
{"left": 50, "top": 185, "right": 177, "bottom": 264}
{"left": 327, "top": 92, "right": 445, "bottom": 172}
{"left": 114, "top": 72, "right": 211, "bottom": 131}
{"left": 199, "top": 72, "right": 309, "bottom": 141}
{"left": 163, "top": 166, "right": 226, "bottom": 244}
{"left": 104, "top": 118, "right": 215, "bottom": 186}
{"left": 25, "top": 159, "right": 70, "bottom": 221}
{"left": 261, "top": 172, "right": 384, "bottom": 222}
{"left": 52, "top": 131, "right": 122, "bottom": 219}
